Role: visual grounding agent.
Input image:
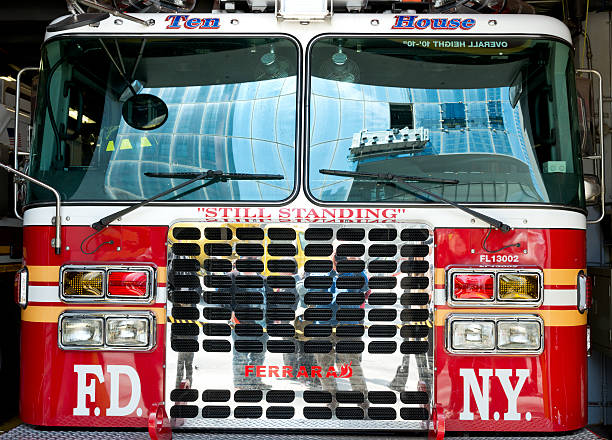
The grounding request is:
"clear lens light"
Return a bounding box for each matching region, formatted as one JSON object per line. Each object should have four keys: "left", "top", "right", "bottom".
{"left": 106, "top": 318, "right": 149, "bottom": 347}
{"left": 451, "top": 321, "right": 495, "bottom": 350}
{"left": 62, "top": 318, "right": 104, "bottom": 346}
{"left": 497, "top": 321, "right": 541, "bottom": 350}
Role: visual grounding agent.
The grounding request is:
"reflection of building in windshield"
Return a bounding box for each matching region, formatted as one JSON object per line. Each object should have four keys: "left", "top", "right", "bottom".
{"left": 309, "top": 77, "right": 545, "bottom": 202}
{"left": 103, "top": 77, "right": 296, "bottom": 201}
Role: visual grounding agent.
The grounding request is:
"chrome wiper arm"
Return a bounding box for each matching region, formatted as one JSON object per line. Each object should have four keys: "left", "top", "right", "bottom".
{"left": 92, "top": 170, "right": 283, "bottom": 231}
{"left": 320, "top": 168, "right": 511, "bottom": 232}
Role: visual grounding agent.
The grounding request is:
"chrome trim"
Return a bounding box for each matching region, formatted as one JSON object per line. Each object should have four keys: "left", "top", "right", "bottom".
{"left": 447, "top": 267, "right": 543, "bottom": 307}
{"left": 445, "top": 314, "right": 544, "bottom": 355}
{"left": 16, "top": 267, "right": 29, "bottom": 309}
{"left": 58, "top": 310, "right": 156, "bottom": 351}
{"left": 59, "top": 265, "right": 156, "bottom": 304}
{"left": 577, "top": 270, "right": 587, "bottom": 313}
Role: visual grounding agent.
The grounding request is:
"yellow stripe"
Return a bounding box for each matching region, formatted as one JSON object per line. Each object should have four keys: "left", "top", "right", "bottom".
{"left": 0, "top": 264, "right": 22, "bottom": 273}
{"left": 157, "top": 267, "right": 167, "bottom": 285}
{"left": 434, "top": 268, "right": 583, "bottom": 286}
{"left": 434, "top": 308, "right": 586, "bottom": 327}
{"left": 22, "top": 305, "right": 166, "bottom": 323}
{"left": 28, "top": 266, "right": 60, "bottom": 283}
{"left": 0, "top": 246, "right": 11, "bottom": 255}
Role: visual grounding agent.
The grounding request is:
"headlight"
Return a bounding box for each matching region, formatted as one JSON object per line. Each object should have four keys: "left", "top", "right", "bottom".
{"left": 62, "top": 270, "right": 104, "bottom": 298}
{"left": 451, "top": 320, "right": 495, "bottom": 351}
{"left": 61, "top": 317, "right": 104, "bottom": 347}
{"left": 497, "top": 320, "right": 541, "bottom": 351}
{"left": 106, "top": 318, "right": 150, "bottom": 347}
{"left": 497, "top": 273, "right": 540, "bottom": 301}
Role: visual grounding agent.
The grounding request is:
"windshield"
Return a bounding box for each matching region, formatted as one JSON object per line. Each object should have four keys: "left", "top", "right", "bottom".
{"left": 29, "top": 37, "right": 298, "bottom": 203}
{"left": 308, "top": 37, "right": 584, "bottom": 208}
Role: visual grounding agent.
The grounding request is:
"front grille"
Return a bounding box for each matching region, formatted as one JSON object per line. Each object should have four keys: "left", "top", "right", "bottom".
{"left": 167, "top": 222, "right": 433, "bottom": 429}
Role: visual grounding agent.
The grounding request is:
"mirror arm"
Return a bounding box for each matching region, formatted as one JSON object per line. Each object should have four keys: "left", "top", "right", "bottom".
{"left": 578, "top": 69, "right": 605, "bottom": 224}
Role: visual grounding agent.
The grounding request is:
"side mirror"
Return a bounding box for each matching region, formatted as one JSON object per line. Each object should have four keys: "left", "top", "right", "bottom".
{"left": 584, "top": 174, "right": 602, "bottom": 206}
{"left": 121, "top": 94, "right": 168, "bottom": 131}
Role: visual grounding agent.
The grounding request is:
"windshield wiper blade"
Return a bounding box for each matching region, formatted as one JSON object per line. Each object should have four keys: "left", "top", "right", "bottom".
{"left": 91, "top": 170, "right": 283, "bottom": 231}
{"left": 320, "top": 169, "right": 511, "bottom": 232}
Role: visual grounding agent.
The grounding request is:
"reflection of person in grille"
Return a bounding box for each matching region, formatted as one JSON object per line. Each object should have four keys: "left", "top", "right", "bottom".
{"left": 314, "top": 255, "right": 368, "bottom": 406}
{"left": 175, "top": 349, "right": 195, "bottom": 389}
{"left": 388, "top": 324, "right": 432, "bottom": 393}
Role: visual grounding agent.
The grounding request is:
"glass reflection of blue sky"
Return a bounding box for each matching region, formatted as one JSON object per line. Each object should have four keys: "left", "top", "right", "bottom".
{"left": 104, "top": 77, "right": 296, "bottom": 201}
{"left": 309, "top": 77, "right": 544, "bottom": 201}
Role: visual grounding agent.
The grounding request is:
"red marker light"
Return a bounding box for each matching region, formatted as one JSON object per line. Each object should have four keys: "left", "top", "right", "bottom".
{"left": 453, "top": 273, "right": 494, "bottom": 300}
{"left": 107, "top": 271, "right": 149, "bottom": 297}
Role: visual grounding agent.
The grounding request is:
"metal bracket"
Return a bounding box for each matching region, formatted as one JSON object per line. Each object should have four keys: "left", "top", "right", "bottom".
{"left": 148, "top": 403, "right": 172, "bottom": 440}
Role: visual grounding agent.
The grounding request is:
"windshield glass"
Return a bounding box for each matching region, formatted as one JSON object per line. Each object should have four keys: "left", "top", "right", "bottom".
{"left": 29, "top": 37, "right": 298, "bottom": 203}
{"left": 308, "top": 37, "right": 584, "bottom": 208}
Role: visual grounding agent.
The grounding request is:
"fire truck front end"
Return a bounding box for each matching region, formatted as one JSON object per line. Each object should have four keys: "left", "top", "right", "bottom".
{"left": 17, "top": 5, "right": 589, "bottom": 436}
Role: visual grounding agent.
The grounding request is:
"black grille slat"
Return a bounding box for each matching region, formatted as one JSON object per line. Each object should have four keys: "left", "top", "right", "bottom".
{"left": 236, "top": 259, "right": 264, "bottom": 273}
{"left": 267, "top": 292, "right": 296, "bottom": 304}
{"left": 304, "top": 340, "right": 333, "bottom": 353}
{"left": 234, "top": 291, "right": 264, "bottom": 305}
{"left": 368, "top": 261, "right": 397, "bottom": 273}
{"left": 172, "top": 243, "right": 200, "bottom": 256}
{"left": 172, "top": 274, "right": 200, "bottom": 289}
{"left": 235, "top": 324, "right": 263, "bottom": 337}
{"left": 203, "top": 291, "right": 232, "bottom": 304}
{"left": 304, "top": 407, "right": 332, "bottom": 419}
{"left": 202, "top": 340, "right": 231, "bottom": 352}
{"left": 305, "top": 228, "right": 333, "bottom": 241}
{"left": 304, "top": 276, "right": 333, "bottom": 289}
{"left": 202, "top": 406, "right": 231, "bottom": 418}
{"left": 368, "top": 292, "right": 397, "bottom": 305}
{"left": 368, "top": 391, "right": 397, "bottom": 404}
{"left": 400, "top": 391, "right": 429, "bottom": 404}
{"left": 304, "top": 308, "right": 332, "bottom": 321}
{"left": 336, "top": 276, "right": 365, "bottom": 290}
{"left": 304, "top": 324, "right": 332, "bottom": 337}
{"left": 202, "top": 389, "right": 231, "bottom": 402}
{"left": 171, "top": 339, "right": 199, "bottom": 352}
{"left": 171, "top": 290, "right": 200, "bottom": 304}
{"left": 304, "top": 292, "right": 333, "bottom": 305}
{"left": 172, "top": 227, "right": 201, "bottom": 240}
{"left": 400, "top": 341, "right": 429, "bottom": 354}
{"left": 235, "top": 308, "right": 263, "bottom": 321}
{"left": 172, "top": 323, "right": 199, "bottom": 336}
{"left": 202, "top": 307, "right": 230, "bottom": 320}
{"left": 303, "top": 391, "right": 332, "bottom": 403}
{"left": 401, "top": 260, "right": 430, "bottom": 273}
{"left": 336, "top": 292, "right": 365, "bottom": 305}
{"left": 172, "top": 259, "right": 200, "bottom": 272}
{"left": 336, "top": 228, "right": 365, "bottom": 241}
{"left": 368, "top": 325, "right": 397, "bottom": 338}
{"left": 401, "top": 309, "right": 429, "bottom": 322}
{"left": 336, "top": 260, "right": 366, "bottom": 273}
{"left": 235, "top": 276, "right": 264, "bottom": 288}
{"left": 204, "top": 227, "right": 233, "bottom": 240}
{"left": 267, "top": 324, "right": 295, "bottom": 337}
{"left": 336, "top": 325, "right": 365, "bottom": 337}
{"left": 236, "top": 243, "right": 264, "bottom": 257}
{"left": 401, "top": 277, "right": 430, "bottom": 290}
{"left": 336, "top": 392, "right": 364, "bottom": 403}
{"left": 400, "top": 245, "right": 429, "bottom": 258}
{"left": 170, "top": 405, "right": 198, "bottom": 418}
{"left": 268, "top": 228, "right": 296, "bottom": 240}
{"left": 368, "top": 407, "right": 396, "bottom": 420}
{"left": 336, "top": 309, "right": 365, "bottom": 321}
{"left": 336, "top": 244, "right": 365, "bottom": 257}
{"left": 336, "top": 341, "right": 364, "bottom": 353}
{"left": 234, "top": 340, "right": 263, "bottom": 353}
{"left": 401, "top": 408, "right": 429, "bottom": 420}
{"left": 203, "top": 275, "right": 232, "bottom": 288}
{"left": 267, "top": 340, "right": 295, "bottom": 353}
{"left": 368, "top": 341, "right": 398, "bottom": 353}
{"left": 170, "top": 389, "right": 198, "bottom": 402}
{"left": 304, "top": 244, "right": 333, "bottom": 257}
{"left": 235, "top": 390, "right": 263, "bottom": 402}
{"left": 234, "top": 406, "right": 263, "bottom": 419}
{"left": 369, "top": 244, "right": 397, "bottom": 257}
{"left": 203, "top": 243, "right": 232, "bottom": 256}
{"left": 401, "top": 292, "right": 430, "bottom": 306}
{"left": 203, "top": 259, "right": 232, "bottom": 272}
{"left": 266, "top": 308, "right": 294, "bottom": 321}
{"left": 400, "top": 325, "right": 429, "bottom": 338}
{"left": 267, "top": 244, "right": 297, "bottom": 256}
{"left": 401, "top": 228, "right": 429, "bottom": 242}
{"left": 304, "top": 260, "right": 333, "bottom": 273}
{"left": 266, "top": 406, "right": 295, "bottom": 419}
{"left": 172, "top": 307, "right": 199, "bottom": 320}
{"left": 267, "top": 276, "right": 296, "bottom": 288}
{"left": 266, "top": 390, "right": 295, "bottom": 403}
{"left": 336, "top": 407, "right": 364, "bottom": 420}
{"left": 368, "top": 309, "right": 397, "bottom": 321}
{"left": 369, "top": 228, "right": 398, "bottom": 241}
{"left": 368, "top": 277, "right": 397, "bottom": 289}
{"left": 236, "top": 228, "right": 264, "bottom": 240}
{"left": 203, "top": 323, "right": 231, "bottom": 336}
{"left": 267, "top": 260, "right": 297, "bottom": 273}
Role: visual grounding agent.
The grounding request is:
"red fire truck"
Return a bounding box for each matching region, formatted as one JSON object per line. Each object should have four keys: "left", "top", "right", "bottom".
{"left": 4, "top": 0, "right": 603, "bottom": 438}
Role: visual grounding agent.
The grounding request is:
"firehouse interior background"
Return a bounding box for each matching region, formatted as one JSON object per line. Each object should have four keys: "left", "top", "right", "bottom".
{"left": 1, "top": 0, "right": 612, "bottom": 438}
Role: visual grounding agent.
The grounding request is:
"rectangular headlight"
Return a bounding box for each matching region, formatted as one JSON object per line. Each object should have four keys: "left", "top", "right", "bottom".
{"left": 61, "top": 317, "right": 104, "bottom": 347}
{"left": 106, "top": 317, "right": 150, "bottom": 347}
{"left": 62, "top": 270, "right": 104, "bottom": 298}
{"left": 451, "top": 320, "right": 495, "bottom": 351}
{"left": 497, "top": 320, "right": 541, "bottom": 351}
{"left": 497, "top": 273, "right": 540, "bottom": 301}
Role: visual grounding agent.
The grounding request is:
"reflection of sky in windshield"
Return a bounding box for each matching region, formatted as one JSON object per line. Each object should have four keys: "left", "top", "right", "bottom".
{"left": 309, "top": 77, "right": 543, "bottom": 201}
{"left": 103, "top": 77, "right": 296, "bottom": 201}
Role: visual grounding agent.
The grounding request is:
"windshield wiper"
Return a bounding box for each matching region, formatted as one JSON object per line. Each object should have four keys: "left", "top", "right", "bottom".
{"left": 91, "top": 170, "right": 283, "bottom": 231}
{"left": 319, "top": 169, "right": 511, "bottom": 232}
